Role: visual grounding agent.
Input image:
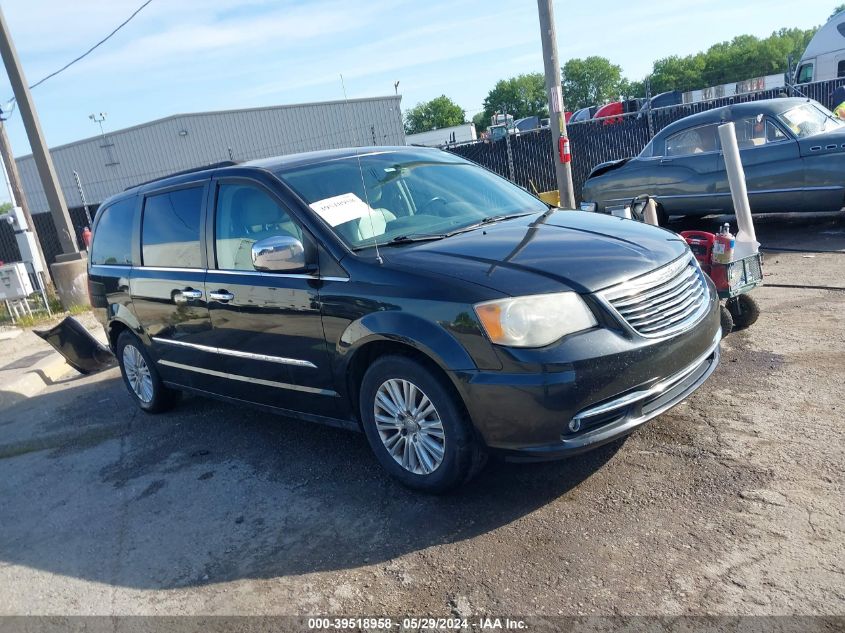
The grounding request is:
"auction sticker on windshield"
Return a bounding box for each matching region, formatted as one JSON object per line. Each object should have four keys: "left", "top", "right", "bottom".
{"left": 310, "top": 192, "right": 372, "bottom": 226}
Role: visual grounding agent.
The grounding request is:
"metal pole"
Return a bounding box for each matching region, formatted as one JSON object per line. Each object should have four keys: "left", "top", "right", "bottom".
{"left": 717, "top": 122, "right": 758, "bottom": 248}
{"left": 0, "top": 6, "right": 79, "bottom": 260}
{"left": 0, "top": 122, "right": 51, "bottom": 278}
{"left": 537, "top": 0, "right": 575, "bottom": 208}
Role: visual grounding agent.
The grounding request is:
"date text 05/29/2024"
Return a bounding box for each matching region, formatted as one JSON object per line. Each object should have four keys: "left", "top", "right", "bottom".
{"left": 306, "top": 617, "right": 528, "bottom": 630}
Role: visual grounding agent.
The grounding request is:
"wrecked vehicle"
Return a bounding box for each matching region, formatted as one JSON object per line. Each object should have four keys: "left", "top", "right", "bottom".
{"left": 85, "top": 147, "right": 721, "bottom": 491}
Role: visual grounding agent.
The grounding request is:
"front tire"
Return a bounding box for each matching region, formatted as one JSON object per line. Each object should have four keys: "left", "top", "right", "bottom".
{"left": 359, "top": 355, "right": 485, "bottom": 493}
{"left": 116, "top": 331, "right": 180, "bottom": 413}
{"left": 727, "top": 294, "right": 760, "bottom": 330}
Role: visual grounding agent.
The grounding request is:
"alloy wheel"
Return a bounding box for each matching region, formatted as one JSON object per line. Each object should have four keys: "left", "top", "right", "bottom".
{"left": 373, "top": 378, "right": 446, "bottom": 475}
{"left": 122, "top": 344, "right": 154, "bottom": 404}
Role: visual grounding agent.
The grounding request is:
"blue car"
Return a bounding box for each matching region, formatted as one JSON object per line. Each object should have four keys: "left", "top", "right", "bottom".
{"left": 581, "top": 98, "right": 845, "bottom": 222}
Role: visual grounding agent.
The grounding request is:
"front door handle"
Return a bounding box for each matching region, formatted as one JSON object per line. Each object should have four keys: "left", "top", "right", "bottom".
{"left": 174, "top": 288, "right": 203, "bottom": 304}
{"left": 209, "top": 290, "right": 235, "bottom": 303}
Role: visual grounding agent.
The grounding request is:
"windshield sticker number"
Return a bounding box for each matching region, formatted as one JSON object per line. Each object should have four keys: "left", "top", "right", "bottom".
{"left": 310, "top": 193, "right": 372, "bottom": 227}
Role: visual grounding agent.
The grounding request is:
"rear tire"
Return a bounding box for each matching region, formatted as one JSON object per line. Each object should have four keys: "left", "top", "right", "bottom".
{"left": 116, "top": 331, "right": 181, "bottom": 413}
{"left": 359, "top": 355, "right": 485, "bottom": 493}
{"left": 727, "top": 294, "right": 760, "bottom": 330}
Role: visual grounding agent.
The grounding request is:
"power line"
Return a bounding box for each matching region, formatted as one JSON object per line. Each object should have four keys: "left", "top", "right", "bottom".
{"left": 7, "top": 0, "right": 153, "bottom": 102}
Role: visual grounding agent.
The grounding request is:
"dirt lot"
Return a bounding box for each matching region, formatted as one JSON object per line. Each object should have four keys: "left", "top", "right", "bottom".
{"left": 0, "top": 213, "right": 842, "bottom": 619}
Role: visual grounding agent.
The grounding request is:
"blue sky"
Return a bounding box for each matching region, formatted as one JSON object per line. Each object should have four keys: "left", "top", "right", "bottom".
{"left": 0, "top": 0, "right": 836, "bottom": 170}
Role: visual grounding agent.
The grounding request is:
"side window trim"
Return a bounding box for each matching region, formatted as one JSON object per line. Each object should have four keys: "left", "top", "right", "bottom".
{"left": 139, "top": 180, "right": 209, "bottom": 270}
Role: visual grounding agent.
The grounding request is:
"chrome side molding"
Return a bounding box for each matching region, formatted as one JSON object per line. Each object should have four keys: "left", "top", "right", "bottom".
{"left": 151, "top": 337, "right": 318, "bottom": 368}
{"left": 157, "top": 360, "right": 337, "bottom": 396}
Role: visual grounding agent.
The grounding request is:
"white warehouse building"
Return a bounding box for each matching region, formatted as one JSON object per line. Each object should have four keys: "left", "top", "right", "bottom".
{"left": 14, "top": 95, "right": 405, "bottom": 215}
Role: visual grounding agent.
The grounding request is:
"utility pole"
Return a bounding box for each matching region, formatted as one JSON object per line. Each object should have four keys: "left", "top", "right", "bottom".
{"left": 0, "top": 6, "right": 78, "bottom": 259}
{"left": 537, "top": 0, "right": 575, "bottom": 208}
{"left": 0, "top": 6, "right": 89, "bottom": 308}
{"left": 0, "top": 120, "right": 50, "bottom": 278}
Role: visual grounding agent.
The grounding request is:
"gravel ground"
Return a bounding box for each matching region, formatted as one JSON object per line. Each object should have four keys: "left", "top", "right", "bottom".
{"left": 0, "top": 214, "right": 842, "bottom": 619}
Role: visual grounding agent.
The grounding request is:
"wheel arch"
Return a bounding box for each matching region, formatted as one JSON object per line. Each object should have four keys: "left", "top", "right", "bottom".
{"left": 337, "top": 312, "right": 478, "bottom": 428}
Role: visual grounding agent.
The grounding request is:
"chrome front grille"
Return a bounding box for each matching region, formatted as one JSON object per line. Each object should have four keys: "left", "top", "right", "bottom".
{"left": 601, "top": 254, "right": 710, "bottom": 337}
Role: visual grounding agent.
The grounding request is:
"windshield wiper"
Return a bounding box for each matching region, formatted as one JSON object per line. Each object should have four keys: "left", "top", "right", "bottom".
{"left": 445, "top": 212, "right": 535, "bottom": 237}
{"left": 387, "top": 233, "right": 447, "bottom": 245}
{"left": 352, "top": 234, "right": 446, "bottom": 251}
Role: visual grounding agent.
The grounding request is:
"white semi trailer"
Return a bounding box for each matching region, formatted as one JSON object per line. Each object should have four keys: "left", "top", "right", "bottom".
{"left": 795, "top": 10, "right": 845, "bottom": 84}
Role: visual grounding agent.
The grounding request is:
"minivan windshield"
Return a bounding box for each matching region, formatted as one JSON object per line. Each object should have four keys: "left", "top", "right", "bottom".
{"left": 778, "top": 103, "right": 844, "bottom": 138}
{"left": 277, "top": 150, "right": 548, "bottom": 250}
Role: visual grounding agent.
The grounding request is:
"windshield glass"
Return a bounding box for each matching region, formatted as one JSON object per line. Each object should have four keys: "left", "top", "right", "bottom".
{"left": 778, "top": 103, "right": 844, "bottom": 138}
{"left": 277, "top": 150, "right": 548, "bottom": 250}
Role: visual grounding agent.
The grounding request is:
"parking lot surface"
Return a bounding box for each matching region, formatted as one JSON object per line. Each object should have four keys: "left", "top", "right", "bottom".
{"left": 0, "top": 214, "right": 843, "bottom": 617}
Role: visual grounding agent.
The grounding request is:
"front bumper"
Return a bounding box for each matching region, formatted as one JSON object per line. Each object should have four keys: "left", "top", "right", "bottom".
{"left": 497, "top": 330, "right": 719, "bottom": 461}
{"left": 451, "top": 292, "right": 721, "bottom": 460}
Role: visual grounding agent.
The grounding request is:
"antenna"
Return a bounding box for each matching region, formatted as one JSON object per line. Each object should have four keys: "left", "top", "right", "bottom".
{"left": 340, "top": 73, "right": 383, "bottom": 264}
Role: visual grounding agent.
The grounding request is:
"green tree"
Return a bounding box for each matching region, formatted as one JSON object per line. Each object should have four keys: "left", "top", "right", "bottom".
{"left": 404, "top": 95, "right": 465, "bottom": 134}
{"left": 471, "top": 111, "right": 488, "bottom": 134}
{"left": 481, "top": 73, "right": 548, "bottom": 124}
{"left": 648, "top": 27, "right": 816, "bottom": 94}
{"left": 561, "top": 56, "right": 626, "bottom": 109}
{"left": 832, "top": 4, "right": 845, "bottom": 18}
{"left": 0, "top": 201, "right": 11, "bottom": 215}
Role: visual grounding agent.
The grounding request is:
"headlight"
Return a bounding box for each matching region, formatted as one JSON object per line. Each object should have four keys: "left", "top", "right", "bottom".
{"left": 474, "top": 292, "right": 598, "bottom": 348}
{"left": 580, "top": 202, "right": 597, "bottom": 212}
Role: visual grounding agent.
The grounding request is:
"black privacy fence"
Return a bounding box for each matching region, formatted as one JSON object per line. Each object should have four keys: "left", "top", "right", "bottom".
{"left": 0, "top": 206, "right": 95, "bottom": 267}
{"left": 447, "top": 76, "right": 845, "bottom": 205}
{"left": 4, "top": 79, "right": 845, "bottom": 268}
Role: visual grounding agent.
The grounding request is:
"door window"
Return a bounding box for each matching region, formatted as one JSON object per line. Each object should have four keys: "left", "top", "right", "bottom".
{"left": 665, "top": 124, "right": 718, "bottom": 156}
{"left": 215, "top": 183, "right": 303, "bottom": 270}
{"left": 733, "top": 115, "right": 787, "bottom": 148}
{"left": 141, "top": 186, "right": 205, "bottom": 268}
{"left": 90, "top": 197, "right": 135, "bottom": 266}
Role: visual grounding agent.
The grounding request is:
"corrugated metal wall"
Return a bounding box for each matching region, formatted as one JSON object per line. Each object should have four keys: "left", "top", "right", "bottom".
{"left": 16, "top": 95, "right": 405, "bottom": 213}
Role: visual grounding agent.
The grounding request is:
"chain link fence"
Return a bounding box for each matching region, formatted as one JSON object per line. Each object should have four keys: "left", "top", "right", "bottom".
{"left": 448, "top": 77, "right": 845, "bottom": 204}
{"left": 3, "top": 77, "right": 844, "bottom": 268}
{"left": 0, "top": 206, "right": 95, "bottom": 267}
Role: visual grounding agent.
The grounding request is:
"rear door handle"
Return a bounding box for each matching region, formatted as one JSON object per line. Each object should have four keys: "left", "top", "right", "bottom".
{"left": 209, "top": 290, "right": 235, "bottom": 303}
{"left": 174, "top": 288, "right": 203, "bottom": 304}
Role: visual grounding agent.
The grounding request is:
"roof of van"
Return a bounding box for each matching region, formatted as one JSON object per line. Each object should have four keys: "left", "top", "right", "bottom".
{"left": 801, "top": 11, "right": 845, "bottom": 60}
{"left": 100, "top": 146, "right": 450, "bottom": 208}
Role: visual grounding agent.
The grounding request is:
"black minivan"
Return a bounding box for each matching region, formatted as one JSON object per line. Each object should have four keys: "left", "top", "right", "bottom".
{"left": 88, "top": 147, "right": 721, "bottom": 491}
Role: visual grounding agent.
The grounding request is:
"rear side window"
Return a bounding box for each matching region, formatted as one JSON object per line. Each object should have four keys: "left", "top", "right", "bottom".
{"left": 665, "top": 124, "right": 719, "bottom": 156}
{"left": 142, "top": 187, "right": 204, "bottom": 268}
{"left": 90, "top": 197, "right": 135, "bottom": 266}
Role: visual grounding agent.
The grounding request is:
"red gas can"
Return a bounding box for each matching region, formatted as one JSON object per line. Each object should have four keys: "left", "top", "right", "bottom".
{"left": 680, "top": 230, "right": 715, "bottom": 275}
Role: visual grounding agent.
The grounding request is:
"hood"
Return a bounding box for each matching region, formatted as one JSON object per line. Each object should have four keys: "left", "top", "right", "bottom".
{"left": 587, "top": 157, "right": 632, "bottom": 180}
{"left": 798, "top": 125, "right": 845, "bottom": 157}
{"left": 384, "top": 211, "right": 689, "bottom": 296}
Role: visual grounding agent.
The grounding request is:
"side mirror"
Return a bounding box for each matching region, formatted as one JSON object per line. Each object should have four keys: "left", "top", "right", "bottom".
{"left": 251, "top": 235, "right": 308, "bottom": 272}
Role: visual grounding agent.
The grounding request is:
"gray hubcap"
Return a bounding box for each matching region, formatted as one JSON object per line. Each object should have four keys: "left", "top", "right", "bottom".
{"left": 374, "top": 378, "right": 445, "bottom": 475}
{"left": 123, "top": 344, "right": 153, "bottom": 403}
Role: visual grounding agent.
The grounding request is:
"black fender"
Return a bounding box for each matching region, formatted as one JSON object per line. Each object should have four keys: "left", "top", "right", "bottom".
{"left": 334, "top": 311, "right": 478, "bottom": 398}
{"left": 106, "top": 305, "right": 150, "bottom": 349}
